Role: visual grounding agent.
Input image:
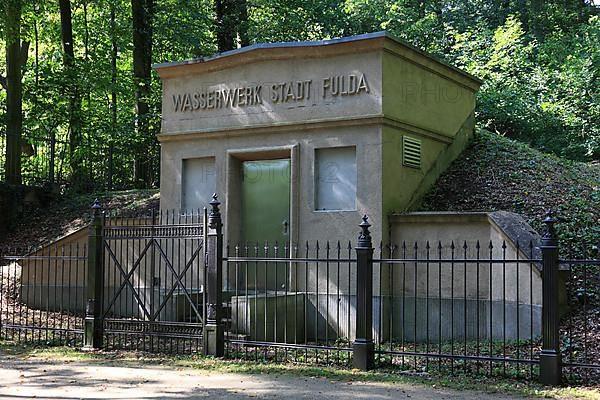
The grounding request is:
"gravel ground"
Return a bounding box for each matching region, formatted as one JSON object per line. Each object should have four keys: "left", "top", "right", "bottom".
{"left": 0, "top": 354, "right": 534, "bottom": 400}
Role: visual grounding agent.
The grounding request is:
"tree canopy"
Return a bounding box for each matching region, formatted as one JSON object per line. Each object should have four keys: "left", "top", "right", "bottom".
{"left": 1, "top": 0, "right": 598, "bottom": 191}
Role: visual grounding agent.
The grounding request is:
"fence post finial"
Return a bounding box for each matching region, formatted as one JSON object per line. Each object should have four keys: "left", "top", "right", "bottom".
{"left": 208, "top": 193, "right": 222, "bottom": 230}
{"left": 543, "top": 209, "right": 557, "bottom": 241}
{"left": 358, "top": 215, "right": 372, "bottom": 248}
{"left": 540, "top": 209, "right": 561, "bottom": 385}
{"left": 91, "top": 198, "right": 101, "bottom": 212}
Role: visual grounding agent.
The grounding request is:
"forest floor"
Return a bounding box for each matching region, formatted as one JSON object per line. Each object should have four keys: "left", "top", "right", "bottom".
{"left": 0, "top": 189, "right": 159, "bottom": 250}
{"left": 2, "top": 343, "right": 600, "bottom": 400}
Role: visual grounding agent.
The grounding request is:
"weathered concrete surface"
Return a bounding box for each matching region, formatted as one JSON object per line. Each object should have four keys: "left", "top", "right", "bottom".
{"left": 0, "top": 355, "right": 531, "bottom": 400}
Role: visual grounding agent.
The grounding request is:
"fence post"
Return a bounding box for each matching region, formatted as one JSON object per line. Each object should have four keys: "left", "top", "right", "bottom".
{"left": 203, "top": 194, "right": 224, "bottom": 356}
{"left": 539, "top": 210, "right": 561, "bottom": 385}
{"left": 83, "top": 199, "right": 104, "bottom": 350}
{"left": 353, "top": 215, "right": 375, "bottom": 370}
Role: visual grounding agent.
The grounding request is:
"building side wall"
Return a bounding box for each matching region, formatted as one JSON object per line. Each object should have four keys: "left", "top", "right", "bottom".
{"left": 381, "top": 50, "right": 477, "bottom": 138}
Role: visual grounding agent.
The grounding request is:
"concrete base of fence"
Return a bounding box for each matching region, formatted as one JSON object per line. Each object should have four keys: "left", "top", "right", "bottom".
{"left": 382, "top": 296, "right": 542, "bottom": 343}
{"left": 230, "top": 292, "right": 305, "bottom": 343}
{"left": 353, "top": 339, "right": 374, "bottom": 370}
{"left": 540, "top": 350, "right": 562, "bottom": 385}
{"left": 203, "top": 323, "right": 224, "bottom": 356}
{"left": 228, "top": 292, "right": 542, "bottom": 345}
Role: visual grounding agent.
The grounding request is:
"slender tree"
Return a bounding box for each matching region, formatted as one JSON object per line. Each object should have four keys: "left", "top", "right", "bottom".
{"left": 109, "top": 0, "right": 118, "bottom": 191}
{"left": 214, "top": 0, "right": 249, "bottom": 52}
{"left": 132, "top": 0, "right": 154, "bottom": 187}
{"left": 3, "top": 0, "right": 29, "bottom": 185}
{"left": 58, "top": 0, "right": 83, "bottom": 187}
{"left": 237, "top": 0, "right": 249, "bottom": 47}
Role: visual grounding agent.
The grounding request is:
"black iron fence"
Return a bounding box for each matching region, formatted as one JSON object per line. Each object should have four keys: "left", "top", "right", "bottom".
{"left": 223, "top": 239, "right": 357, "bottom": 366}
{"left": 0, "top": 131, "right": 160, "bottom": 190}
{"left": 0, "top": 242, "right": 87, "bottom": 347}
{"left": 216, "top": 204, "right": 598, "bottom": 385}
{"left": 1, "top": 196, "right": 599, "bottom": 386}
{"left": 372, "top": 239, "right": 542, "bottom": 380}
{"left": 220, "top": 216, "right": 547, "bottom": 379}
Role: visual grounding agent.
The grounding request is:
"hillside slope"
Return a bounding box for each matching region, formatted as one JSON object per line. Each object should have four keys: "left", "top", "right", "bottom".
{"left": 420, "top": 130, "right": 599, "bottom": 259}
{"left": 0, "top": 190, "right": 159, "bottom": 250}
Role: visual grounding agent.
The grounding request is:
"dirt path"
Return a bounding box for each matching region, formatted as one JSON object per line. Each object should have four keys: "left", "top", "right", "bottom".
{"left": 0, "top": 355, "right": 533, "bottom": 400}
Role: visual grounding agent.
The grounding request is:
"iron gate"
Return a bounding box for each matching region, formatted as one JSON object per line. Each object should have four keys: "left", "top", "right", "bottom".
{"left": 100, "top": 210, "right": 206, "bottom": 353}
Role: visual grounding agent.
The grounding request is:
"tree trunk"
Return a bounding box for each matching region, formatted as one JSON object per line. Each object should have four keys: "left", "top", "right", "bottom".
{"left": 34, "top": 6, "right": 39, "bottom": 88}
{"left": 433, "top": 0, "right": 448, "bottom": 53}
{"left": 215, "top": 0, "right": 234, "bottom": 51}
{"left": 530, "top": 0, "right": 545, "bottom": 42}
{"left": 497, "top": 0, "right": 511, "bottom": 25}
{"left": 516, "top": 0, "right": 529, "bottom": 33}
{"left": 132, "top": 0, "right": 154, "bottom": 187}
{"left": 237, "top": 0, "right": 249, "bottom": 47}
{"left": 5, "top": 0, "right": 24, "bottom": 185}
{"left": 215, "top": 0, "right": 249, "bottom": 51}
{"left": 59, "top": 0, "right": 84, "bottom": 188}
{"left": 109, "top": 0, "right": 118, "bottom": 191}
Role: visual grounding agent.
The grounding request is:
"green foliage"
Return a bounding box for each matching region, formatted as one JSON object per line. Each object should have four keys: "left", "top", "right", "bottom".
{"left": 454, "top": 13, "right": 600, "bottom": 161}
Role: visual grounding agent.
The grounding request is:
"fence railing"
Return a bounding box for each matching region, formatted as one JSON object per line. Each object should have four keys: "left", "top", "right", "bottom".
{"left": 1, "top": 196, "right": 598, "bottom": 386}
{"left": 372, "top": 239, "right": 541, "bottom": 380}
{"left": 0, "top": 132, "right": 160, "bottom": 190}
{"left": 215, "top": 203, "right": 598, "bottom": 385}
{"left": 0, "top": 242, "right": 87, "bottom": 347}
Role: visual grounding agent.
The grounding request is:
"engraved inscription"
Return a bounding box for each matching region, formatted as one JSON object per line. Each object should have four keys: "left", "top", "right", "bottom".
{"left": 172, "top": 73, "right": 370, "bottom": 112}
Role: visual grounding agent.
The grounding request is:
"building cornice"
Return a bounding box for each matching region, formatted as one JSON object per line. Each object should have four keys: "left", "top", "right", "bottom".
{"left": 153, "top": 31, "right": 482, "bottom": 89}
{"left": 157, "top": 114, "right": 454, "bottom": 144}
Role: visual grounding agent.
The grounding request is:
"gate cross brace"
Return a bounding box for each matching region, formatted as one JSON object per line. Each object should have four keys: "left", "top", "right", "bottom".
{"left": 102, "top": 239, "right": 153, "bottom": 320}
{"left": 150, "top": 240, "right": 204, "bottom": 322}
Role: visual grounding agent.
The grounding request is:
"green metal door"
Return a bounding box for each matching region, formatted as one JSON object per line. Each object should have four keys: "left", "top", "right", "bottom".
{"left": 241, "top": 159, "right": 291, "bottom": 291}
{"left": 241, "top": 159, "right": 291, "bottom": 248}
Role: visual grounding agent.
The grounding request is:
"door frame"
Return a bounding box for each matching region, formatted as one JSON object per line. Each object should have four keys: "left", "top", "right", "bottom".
{"left": 225, "top": 144, "right": 299, "bottom": 249}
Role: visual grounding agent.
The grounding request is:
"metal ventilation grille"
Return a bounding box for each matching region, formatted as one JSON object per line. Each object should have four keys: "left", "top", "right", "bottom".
{"left": 403, "top": 136, "right": 422, "bottom": 169}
